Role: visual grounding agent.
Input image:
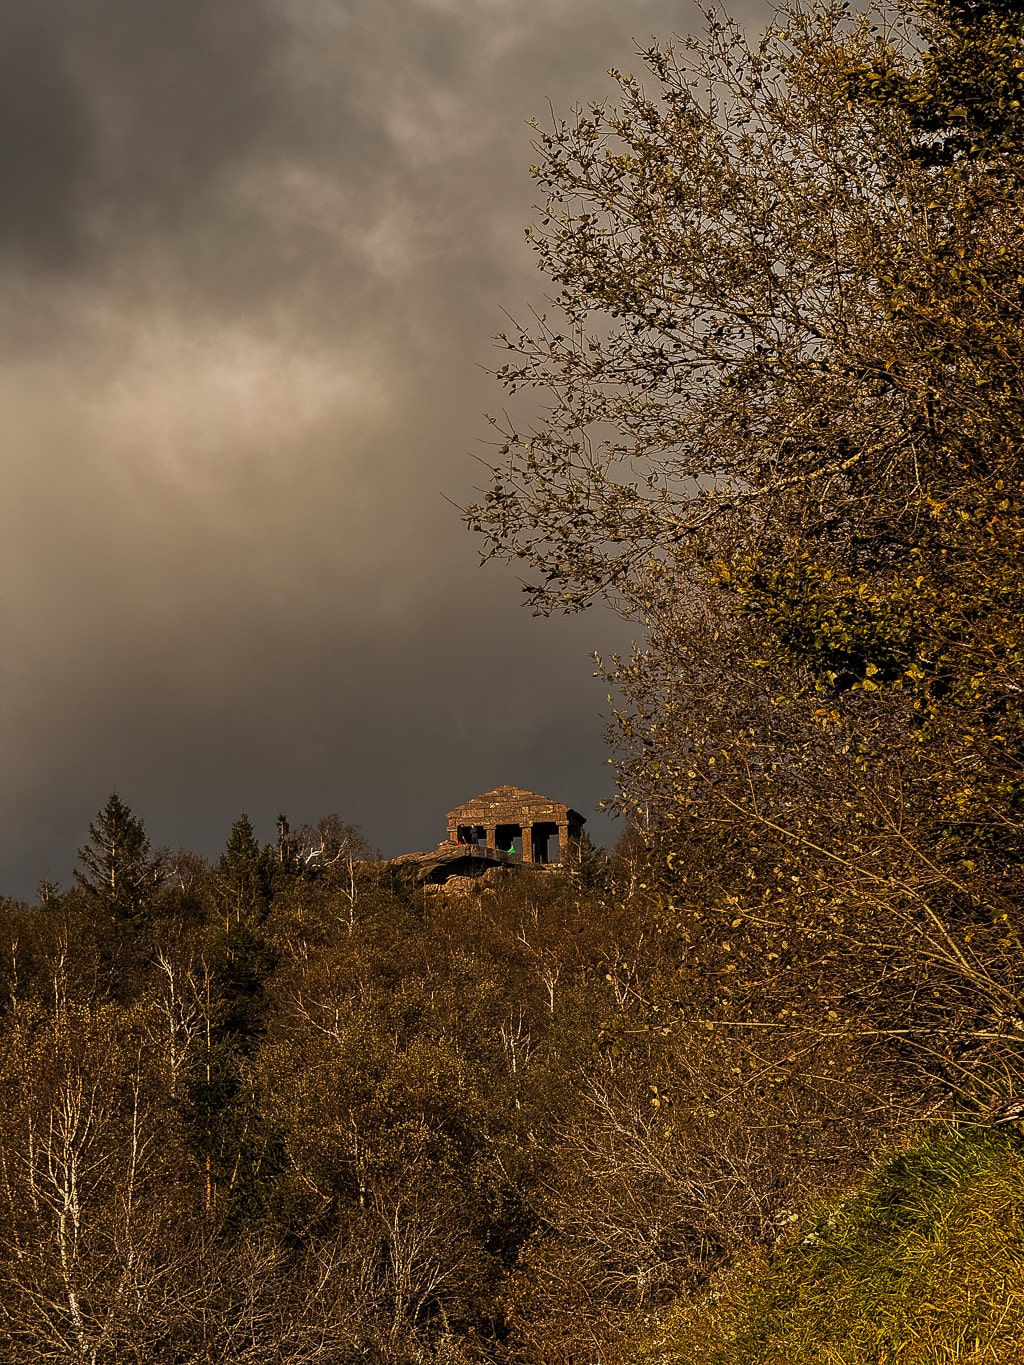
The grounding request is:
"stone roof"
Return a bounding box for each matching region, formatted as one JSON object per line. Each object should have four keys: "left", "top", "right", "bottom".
{"left": 447, "top": 786, "right": 585, "bottom": 826}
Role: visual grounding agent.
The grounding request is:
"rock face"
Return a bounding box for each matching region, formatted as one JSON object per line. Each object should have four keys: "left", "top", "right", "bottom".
{"left": 423, "top": 874, "right": 487, "bottom": 897}
{"left": 393, "top": 841, "right": 518, "bottom": 885}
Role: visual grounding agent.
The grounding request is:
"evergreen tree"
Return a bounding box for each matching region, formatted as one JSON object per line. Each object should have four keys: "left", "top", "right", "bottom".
{"left": 214, "top": 813, "right": 272, "bottom": 926}
{"left": 74, "top": 793, "right": 165, "bottom": 923}
{"left": 211, "top": 814, "right": 277, "bottom": 1038}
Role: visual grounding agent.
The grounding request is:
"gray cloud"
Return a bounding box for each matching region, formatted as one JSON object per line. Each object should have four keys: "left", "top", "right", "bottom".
{"left": 1, "top": 0, "right": 772, "bottom": 896}
{"left": 0, "top": 0, "right": 288, "bottom": 270}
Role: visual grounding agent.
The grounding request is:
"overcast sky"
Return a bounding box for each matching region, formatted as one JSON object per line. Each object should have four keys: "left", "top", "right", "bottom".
{"left": 1, "top": 0, "right": 772, "bottom": 897}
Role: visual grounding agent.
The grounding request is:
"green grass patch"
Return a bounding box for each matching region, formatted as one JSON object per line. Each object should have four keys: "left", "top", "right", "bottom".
{"left": 640, "top": 1127, "right": 1024, "bottom": 1364}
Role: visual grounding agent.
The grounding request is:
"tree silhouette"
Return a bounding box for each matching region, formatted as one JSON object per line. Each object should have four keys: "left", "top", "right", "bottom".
{"left": 74, "top": 793, "right": 165, "bottom": 923}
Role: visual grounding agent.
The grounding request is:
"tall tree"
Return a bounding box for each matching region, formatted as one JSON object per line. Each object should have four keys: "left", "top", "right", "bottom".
{"left": 470, "top": 0, "right": 1024, "bottom": 1095}
{"left": 74, "top": 793, "right": 165, "bottom": 924}
{"left": 214, "top": 813, "right": 272, "bottom": 927}
{"left": 469, "top": 0, "right": 1024, "bottom": 617}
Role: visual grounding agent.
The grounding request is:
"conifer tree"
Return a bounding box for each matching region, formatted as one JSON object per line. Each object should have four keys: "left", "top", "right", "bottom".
{"left": 214, "top": 813, "right": 272, "bottom": 926}
{"left": 74, "top": 793, "right": 165, "bottom": 923}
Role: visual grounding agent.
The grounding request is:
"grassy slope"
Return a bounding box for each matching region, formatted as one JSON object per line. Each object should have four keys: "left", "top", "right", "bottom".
{"left": 639, "top": 1128, "right": 1024, "bottom": 1365}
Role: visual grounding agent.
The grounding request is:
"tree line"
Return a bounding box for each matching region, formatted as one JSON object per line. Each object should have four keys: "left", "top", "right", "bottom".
{"left": 0, "top": 792, "right": 935, "bottom": 1363}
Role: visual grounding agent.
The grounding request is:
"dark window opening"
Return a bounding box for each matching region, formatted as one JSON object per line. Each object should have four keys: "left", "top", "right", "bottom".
{"left": 456, "top": 825, "right": 487, "bottom": 845}
{"left": 495, "top": 824, "right": 522, "bottom": 856}
{"left": 531, "top": 822, "right": 558, "bottom": 864}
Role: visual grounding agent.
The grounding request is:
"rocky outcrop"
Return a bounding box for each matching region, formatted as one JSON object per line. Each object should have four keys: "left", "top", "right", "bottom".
{"left": 392, "top": 840, "right": 519, "bottom": 885}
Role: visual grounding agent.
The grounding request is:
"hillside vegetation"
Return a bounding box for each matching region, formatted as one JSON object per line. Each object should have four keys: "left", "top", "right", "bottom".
{"left": 642, "top": 1127, "right": 1024, "bottom": 1365}
{"left": 0, "top": 801, "right": 1018, "bottom": 1363}
{"left": 0, "top": 821, "right": 919, "bottom": 1363}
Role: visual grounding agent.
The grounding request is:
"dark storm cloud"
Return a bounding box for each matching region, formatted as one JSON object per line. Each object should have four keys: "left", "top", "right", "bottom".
{"left": 1, "top": 0, "right": 773, "bottom": 896}
{"left": 0, "top": 0, "right": 291, "bottom": 270}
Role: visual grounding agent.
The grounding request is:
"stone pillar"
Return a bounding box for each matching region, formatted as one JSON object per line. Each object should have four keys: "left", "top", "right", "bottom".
{"left": 557, "top": 823, "right": 569, "bottom": 864}
{"left": 485, "top": 826, "right": 496, "bottom": 852}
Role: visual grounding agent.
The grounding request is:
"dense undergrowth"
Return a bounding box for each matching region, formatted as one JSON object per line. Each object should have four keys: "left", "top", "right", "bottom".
{"left": 641, "top": 1126, "right": 1024, "bottom": 1365}
{"left": 0, "top": 818, "right": 939, "bottom": 1364}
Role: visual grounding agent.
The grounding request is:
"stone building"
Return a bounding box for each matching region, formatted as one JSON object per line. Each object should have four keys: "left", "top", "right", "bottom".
{"left": 446, "top": 785, "right": 585, "bottom": 865}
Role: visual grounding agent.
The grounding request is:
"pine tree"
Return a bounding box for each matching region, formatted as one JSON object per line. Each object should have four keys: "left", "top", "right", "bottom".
{"left": 213, "top": 814, "right": 276, "bottom": 1039}
{"left": 74, "top": 793, "right": 165, "bottom": 923}
{"left": 215, "top": 814, "right": 272, "bottom": 926}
